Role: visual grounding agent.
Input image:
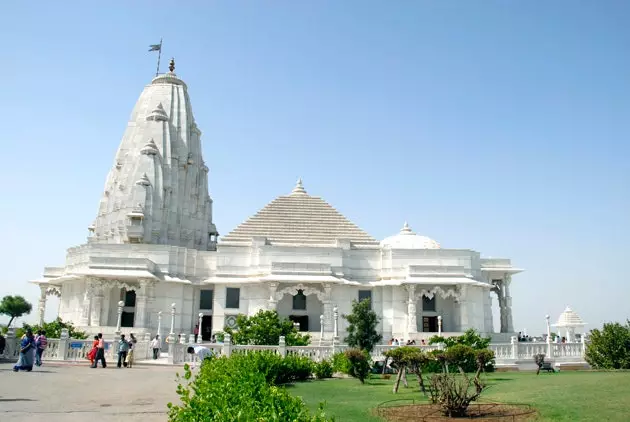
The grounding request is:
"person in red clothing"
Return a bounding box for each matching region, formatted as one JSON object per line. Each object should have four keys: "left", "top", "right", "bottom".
{"left": 87, "top": 335, "right": 99, "bottom": 366}
{"left": 194, "top": 324, "right": 200, "bottom": 343}
{"left": 90, "top": 333, "right": 107, "bottom": 368}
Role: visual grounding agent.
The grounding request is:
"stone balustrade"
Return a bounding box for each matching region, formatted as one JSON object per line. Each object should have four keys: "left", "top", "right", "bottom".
{"left": 0, "top": 330, "right": 588, "bottom": 369}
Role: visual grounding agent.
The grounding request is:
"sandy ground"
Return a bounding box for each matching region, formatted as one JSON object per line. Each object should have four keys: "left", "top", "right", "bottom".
{"left": 0, "top": 361, "right": 183, "bottom": 421}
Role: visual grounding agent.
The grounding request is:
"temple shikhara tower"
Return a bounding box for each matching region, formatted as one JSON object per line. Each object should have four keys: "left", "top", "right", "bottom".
{"left": 33, "top": 60, "right": 522, "bottom": 342}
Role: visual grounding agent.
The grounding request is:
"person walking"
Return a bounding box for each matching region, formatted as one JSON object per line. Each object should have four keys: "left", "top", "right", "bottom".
{"left": 193, "top": 324, "right": 200, "bottom": 343}
{"left": 150, "top": 335, "right": 161, "bottom": 359}
{"left": 34, "top": 330, "right": 47, "bottom": 367}
{"left": 13, "top": 329, "right": 36, "bottom": 372}
{"left": 117, "top": 334, "right": 130, "bottom": 368}
{"left": 91, "top": 333, "right": 107, "bottom": 368}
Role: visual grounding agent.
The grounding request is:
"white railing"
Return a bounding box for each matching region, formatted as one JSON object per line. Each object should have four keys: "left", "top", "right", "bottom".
{"left": 1, "top": 330, "right": 588, "bottom": 367}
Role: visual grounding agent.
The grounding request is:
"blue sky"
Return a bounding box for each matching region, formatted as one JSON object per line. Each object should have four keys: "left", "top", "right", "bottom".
{"left": 1, "top": 1, "right": 628, "bottom": 334}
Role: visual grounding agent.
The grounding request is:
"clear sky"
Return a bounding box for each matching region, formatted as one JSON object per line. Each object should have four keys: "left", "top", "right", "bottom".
{"left": 1, "top": 1, "right": 628, "bottom": 335}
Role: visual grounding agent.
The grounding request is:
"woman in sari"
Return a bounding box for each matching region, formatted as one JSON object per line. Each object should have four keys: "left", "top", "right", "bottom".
{"left": 13, "top": 329, "right": 36, "bottom": 372}
{"left": 86, "top": 335, "right": 99, "bottom": 366}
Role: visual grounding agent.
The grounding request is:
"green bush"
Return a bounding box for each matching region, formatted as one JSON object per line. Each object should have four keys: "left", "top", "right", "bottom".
{"left": 19, "top": 318, "right": 87, "bottom": 339}
{"left": 344, "top": 348, "right": 371, "bottom": 384}
{"left": 585, "top": 321, "right": 630, "bottom": 370}
{"left": 168, "top": 353, "right": 332, "bottom": 421}
{"left": 331, "top": 352, "right": 351, "bottom": 374}
{"left": 223, "top": 310, "right": 311, "bottom": 346}
{"left": 240, "top": 351, "right": 313, "bottom": 385}
{"left": 314, "top": 359, "right": 334, "bottom": 379}
{"left": 425, "top": 330, "right": 495, "bottom": 373}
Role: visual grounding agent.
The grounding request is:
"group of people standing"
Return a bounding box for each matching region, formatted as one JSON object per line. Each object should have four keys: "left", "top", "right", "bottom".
{"left": 13, "top": 329, "right": 47, "bottom": 372}
{"left": 87, "top": 333, "right": 137, "bottom": 368}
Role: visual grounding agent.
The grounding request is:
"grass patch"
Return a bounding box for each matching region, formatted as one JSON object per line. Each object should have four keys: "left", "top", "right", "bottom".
{"left": 289, "top": 371, "right": 630, "bottom": 421}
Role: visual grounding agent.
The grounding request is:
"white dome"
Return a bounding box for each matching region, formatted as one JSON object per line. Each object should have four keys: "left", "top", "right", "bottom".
{"left": 380, "top": 222, "right": 440, "bottom": 249}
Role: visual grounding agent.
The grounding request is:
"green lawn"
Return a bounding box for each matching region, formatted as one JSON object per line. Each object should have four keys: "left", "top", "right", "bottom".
{"left": 289, "top": 371, "right": 630, "bottom": 421}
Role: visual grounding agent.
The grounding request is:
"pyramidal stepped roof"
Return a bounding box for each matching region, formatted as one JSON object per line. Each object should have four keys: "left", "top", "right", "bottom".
{"left": 554, "top": 307, "right": 586, "bottom": 327}
{"left": 221, "top": 179, "right": 379, "bottom": 246}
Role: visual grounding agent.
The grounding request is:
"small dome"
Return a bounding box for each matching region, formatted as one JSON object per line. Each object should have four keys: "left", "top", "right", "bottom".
{"left": 381, "top": 222, "right": 440, "bottom": 249}
{"left": 554, "top": 307, "right": 586, "bottom": 327}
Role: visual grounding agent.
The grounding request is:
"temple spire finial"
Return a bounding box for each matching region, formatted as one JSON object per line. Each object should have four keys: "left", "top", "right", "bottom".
{"left": 169, "top": 58, "right": 175, "bottom": 73}
{"left": 400, "top": 221, "right": 414, "bottom": 234}
{"left": 291, "top": 177, "right": 307, "bottom": 195}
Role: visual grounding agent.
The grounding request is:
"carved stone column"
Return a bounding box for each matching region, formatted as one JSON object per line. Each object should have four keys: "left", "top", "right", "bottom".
{"left": 504, "top": 275, "right": 514, "bottom": 333}
{"left": 79, "top": 282, "right": 93, "bottom": 326}
{"left": 405, "top": 284, "right": 417, "bottom": 336}
{"left": 89, "top": 280, "right": 104, "bottom": 327}
{"left": 322, "top": 283, "right": 333, "bottom": 333}
{"left": 459, "top": 285, "right": 470, "bottom": 331}
{"left": 267, "top": 282, "right": 279, "bottom": 311}
{"left": 38, "top": 285, "right": 47, "bottom": 326}
{"left": 134, "top": 280, "right": 151, "bottom": 328}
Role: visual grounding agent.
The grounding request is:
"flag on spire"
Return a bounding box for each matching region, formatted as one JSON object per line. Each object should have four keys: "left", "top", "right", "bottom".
{"left": 149, "top": 39, "right": 163, "bottom": 77}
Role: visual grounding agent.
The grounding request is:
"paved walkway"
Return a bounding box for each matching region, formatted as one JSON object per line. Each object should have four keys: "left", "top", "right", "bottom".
{"left": 0, "top": 362, "right": 182, "bottom": 421}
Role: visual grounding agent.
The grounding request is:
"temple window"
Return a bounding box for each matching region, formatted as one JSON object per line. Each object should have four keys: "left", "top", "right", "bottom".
{"left": 292, "top": 290, "right": 307, "bottom": 310}
{"left": 358, "top": 290, "right": 372, "bottom": 308}
{"left": 422, "top": 295, "right": 436, "bottom": 312}
{"left": 200, "top": 289, "right": 213, "bottom": 310}
{"left": 226, "top": 287, "right": 240, "bottom": 309}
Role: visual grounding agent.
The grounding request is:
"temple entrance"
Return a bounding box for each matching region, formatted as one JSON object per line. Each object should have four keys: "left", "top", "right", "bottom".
{"left": 289, "top": 315, "right": 309, "bottom": 332}
{"left": 201, "top": 315, "right": 213, "bottom": 341}
{"left": 422, "top": 316, "right": 438, "bottom": 333}
{"left": 121, "top": 289, "right": 136, "bottom": 328}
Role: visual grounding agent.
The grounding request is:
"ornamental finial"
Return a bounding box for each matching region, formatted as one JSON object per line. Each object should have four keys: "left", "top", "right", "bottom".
{"left": 291, "top": 177, "right": 307, "bottom": 195}
{"left": 169, "top": 58, "right": 175, "bottom": 72}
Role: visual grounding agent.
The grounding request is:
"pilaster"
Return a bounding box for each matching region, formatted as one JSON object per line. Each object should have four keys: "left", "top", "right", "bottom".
{"left": 322, "top": 283, "right": 333, "bottom": 333}
{"left": 88, "top": 279, "right": 104, "bottom": 327}
{"left": 79, "top": 281, "right": 92, "bottom": 326}
{"left": 458, "top": 284, "right": 470, "bottom": 331}
{"left": 267, "top": 282, "right": 278, "bottom": 311}
{"left": 135, "top": 280, "right": 151, "bottom": 328}
{"left": 405, "top": 284, "right": 417, "bottom": 336}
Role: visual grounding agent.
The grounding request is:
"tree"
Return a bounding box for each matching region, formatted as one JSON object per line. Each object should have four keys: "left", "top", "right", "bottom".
{"left": 343, "top": 298, "right": 382, "bottom": 353}
{"left": 23, "top": 317, "right": 87, "bottom": 339}
{"left": 385, "top": 346, "right": 431, "bottom": 395}
{"left": 585, "top": 321, "right": 630, "bottom": 370}
{"left": 222, "top": 310, "right": 310, "bottom": 346}
{"left": 0, "top": 295, "right": 32, "bottom": 327}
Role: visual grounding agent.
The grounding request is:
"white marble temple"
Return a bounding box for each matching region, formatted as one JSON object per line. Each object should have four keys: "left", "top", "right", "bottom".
{"left": 31, "top": 61, "right": 523, "bottom": 342}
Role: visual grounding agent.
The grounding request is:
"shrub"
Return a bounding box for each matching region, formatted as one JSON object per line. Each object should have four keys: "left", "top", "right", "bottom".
{"left": 385, "top": 346, "right": 431, "bottom": 394}
{"left": 426, "top": 347, "right": 489, "bottom": 417}
{"left": 314, "top": 359, "right": 334, "bottom": 379}
{"left": 168, "top": 353, "right": 332, "bottom": 421}
{"left": 243, "top": 351, "right": 313, "bottom": 385}
{"left": 425, "top": 330, "right": 495, "bottom": 373}
{"left": 20, "top": 318, "right": 87, "bottom": 339}
{"left": 585, "top": 321, "right": 630, "bottom": 370}
{"left": 331, "top": 352, "right": 351, "bottom": 374}
{"left": 344, "top": 348, "right": 371, "bottom": 384}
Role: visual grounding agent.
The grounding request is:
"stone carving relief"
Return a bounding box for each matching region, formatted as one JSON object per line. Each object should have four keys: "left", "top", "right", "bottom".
{"left": 414, "top": 286, "right": 461, "bottom": 302}
{"left": 45, "top": 286, "right": 62, "bottom": 297}
{"left": 274, "top": 283, "right": 326, "bottom": 302}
